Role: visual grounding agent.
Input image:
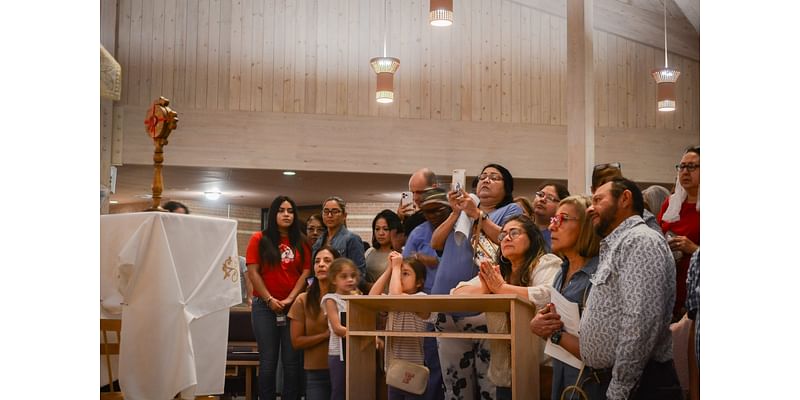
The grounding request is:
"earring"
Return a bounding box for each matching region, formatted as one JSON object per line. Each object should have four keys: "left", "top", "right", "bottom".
{"left": 500, "top": 255, "right": 510, "bottom": 264}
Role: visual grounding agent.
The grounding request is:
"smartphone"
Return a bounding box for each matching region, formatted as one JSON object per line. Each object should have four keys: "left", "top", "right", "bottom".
{"left": 400, "top": 192, "right": 412, "bottom": 207}
{"left": 452, "top": 169, "right": 466, "bottom": 193}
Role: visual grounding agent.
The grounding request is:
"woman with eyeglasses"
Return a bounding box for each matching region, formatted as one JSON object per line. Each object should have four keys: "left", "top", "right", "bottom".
{"left": 532, "top": 182, "right": 570, "bottom": 250}
{"left": 430, "top": 163, "right": 524, "bottom": 400}
{"left": 311, "top": 196, "right": 367, "bottom": 286}
{"left": 529, "top": 195, "right": 602, "bottom": 400}
{"left": 658, "top": 146, "right": 700, "bottom": 321}
{"left": 306, "top": 214, "right": 325, "bottom": 247}
{"left": 246, "top": 195, "right": 312, "bottom": 400}
{"left": 451, "top": 214, "right": 561, "bottom": 399}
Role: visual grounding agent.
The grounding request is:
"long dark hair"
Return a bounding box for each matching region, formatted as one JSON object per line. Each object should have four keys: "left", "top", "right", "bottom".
{"left": 495, "top": 214, "right": 548, "bottom": 287}
{"left": 371, "top": 209, "right": 402, "bottom": 249}
{"left": 259, "top": 195, "right": 308, "bottom": 268}
{"left": 480, "top": 163, "right": 514, "bottom": 208}
{"left": 306, "top": 245, "right": 341, "bottom": 316}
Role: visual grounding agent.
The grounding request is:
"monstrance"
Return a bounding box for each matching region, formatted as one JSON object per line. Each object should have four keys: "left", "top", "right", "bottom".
{"left": 143, "top": 97, "right": 179, "bottom": 211}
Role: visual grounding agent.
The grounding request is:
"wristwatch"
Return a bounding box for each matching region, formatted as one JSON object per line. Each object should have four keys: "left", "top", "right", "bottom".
{"left": 550, "top": 329, "right": 563, "bottom": 345}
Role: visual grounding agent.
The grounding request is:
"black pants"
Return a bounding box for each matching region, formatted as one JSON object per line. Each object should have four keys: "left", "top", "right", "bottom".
{"left": 629, "top": 359, "right": 682, "bottom": 400}
{"left": 589, "top": 359, "right": 682, "bottom": 400}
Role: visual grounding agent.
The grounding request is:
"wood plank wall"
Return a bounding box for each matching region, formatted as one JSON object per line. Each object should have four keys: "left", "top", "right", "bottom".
{"left": 114, "top": 0, "right": 700, "bottom": 132}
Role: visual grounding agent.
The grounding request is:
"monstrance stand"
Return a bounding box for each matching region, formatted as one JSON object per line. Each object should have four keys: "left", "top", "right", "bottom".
{"left": 143, "top": 96, "right": 179, "bottom": 211}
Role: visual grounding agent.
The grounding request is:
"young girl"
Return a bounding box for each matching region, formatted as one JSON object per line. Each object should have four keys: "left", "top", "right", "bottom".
{"left": 368, "top": 251, "right": 433, "bottom": 400}
{"left": 321, "top": 258, "right": 361, "bottom": 400}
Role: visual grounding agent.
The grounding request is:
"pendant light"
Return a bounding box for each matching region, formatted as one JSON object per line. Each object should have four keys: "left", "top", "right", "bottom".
{"left": 651, "top": 0, "right": 680, "bottom": 112}
{"left": 370, "top": 0, "right": 399, "bottom": 103}
{"left": 429, "top": 0, "right": 453, "bottom": 27}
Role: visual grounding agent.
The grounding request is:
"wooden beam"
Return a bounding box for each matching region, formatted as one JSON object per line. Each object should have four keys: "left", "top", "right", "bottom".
{"left": 119, "top": 105, "right": 698, "bottom": 185}
{"left": 566, "top": 0, "right": 594, "bottom": 195}
{"left": 511, "top": 0, "right": 699, "bottom": 61}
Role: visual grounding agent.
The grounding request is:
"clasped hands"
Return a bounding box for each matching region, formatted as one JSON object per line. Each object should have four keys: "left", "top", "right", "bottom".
{"left": 530, "top": 303, "right": 564, "bottom": 339}
{"left": 477, "top": 259, "right": 506, "bottom": 293}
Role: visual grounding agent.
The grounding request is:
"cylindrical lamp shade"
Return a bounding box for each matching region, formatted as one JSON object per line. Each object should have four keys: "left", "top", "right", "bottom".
{"left": 371, "top": 57, "right": 400, "bottom": 104}
{"left": 376, "top": 72, "right": 395, "bottom": 103}
{"left": 430, "top": 0, "right": 453, "bottom": 27}
{"left": 651, "top": 67, "right": 680, "bottom": 112}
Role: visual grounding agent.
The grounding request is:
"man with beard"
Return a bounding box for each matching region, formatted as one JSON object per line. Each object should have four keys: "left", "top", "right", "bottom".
{"left": 401, "top": 187, "right": 450, "bottom": 400}
{"left": 579, "top": 177, "right": 681, "bottom": 399}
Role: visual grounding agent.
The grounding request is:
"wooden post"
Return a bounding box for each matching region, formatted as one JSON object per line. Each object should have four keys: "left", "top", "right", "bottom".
{"left": 566, "top": 0, "right": 595, "bottom": 195}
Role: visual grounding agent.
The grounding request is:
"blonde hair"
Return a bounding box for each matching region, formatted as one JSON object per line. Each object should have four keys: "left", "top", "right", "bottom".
{"left": 328, "top": 257, "right": 360, "bottom": 293}
{"left": 556, "top": 195, "right": 600, "bottom": 259}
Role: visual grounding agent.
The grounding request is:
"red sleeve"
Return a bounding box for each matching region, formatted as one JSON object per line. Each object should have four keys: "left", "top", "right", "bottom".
{"left": 657, "top": 197, "right": 670, "bottom": 232}
{"left": 245, "top": 231, "right": 263, "bottom": 266}
{"left": 301, "top": 241, "right": 312, "bottom": 271}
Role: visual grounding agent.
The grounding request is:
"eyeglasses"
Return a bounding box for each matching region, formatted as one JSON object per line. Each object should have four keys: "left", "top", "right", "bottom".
{"left": 478, "top": 174, "right": 503, "bottom": 183}
{"left": 322, "top": 208, "right": 343, "bottom": 216}
{"left": 550, "top": 214, "right": 580, "bottom": 229}
{"left": 593, "top": 162, "right": 621, "bottom": 171}
{"left": 675, "top": 163, "right": 699, "bottom": 172}
{"left": 535, "top": 191, "right": 560, "bottom": 204}
{"left": 306, "top": 227, "right": 325, "bottom": 233}
{"left": 498, "top": 228, "right": 526, "bottom": 242}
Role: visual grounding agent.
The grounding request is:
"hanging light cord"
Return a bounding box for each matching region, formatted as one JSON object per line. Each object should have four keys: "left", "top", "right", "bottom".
{"left": 663, "top": 0, "right": 669, "bottom": 68}
{"left": 383, "top": 0, "right": 388, "bottom": 57}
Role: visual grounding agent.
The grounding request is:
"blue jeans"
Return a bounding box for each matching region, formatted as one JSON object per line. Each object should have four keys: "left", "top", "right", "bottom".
{"left": 305, "top": 369, "right": 331, "bottom": 400}
{"left": 252, "top": 297, "right": 303, "bottom": 400}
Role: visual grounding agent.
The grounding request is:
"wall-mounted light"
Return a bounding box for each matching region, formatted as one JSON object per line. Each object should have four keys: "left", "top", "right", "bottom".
{"left": 283, "top": 171, "right": 296, "bottom": 176}
{"left": 651, "top": 0, "right": 680, "bottom": 112}
{"left": 429, "top": 0, "right": 453, "bottom": 27}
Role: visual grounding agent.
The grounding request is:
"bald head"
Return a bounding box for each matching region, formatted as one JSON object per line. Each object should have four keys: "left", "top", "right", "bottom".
{"left": 409, "top": 168, "right": 438, "bottom": 207}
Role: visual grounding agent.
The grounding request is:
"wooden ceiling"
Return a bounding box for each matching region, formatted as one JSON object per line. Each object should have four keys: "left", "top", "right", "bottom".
{"left": 100, "top": 0, "right": 699, "bottom": 208}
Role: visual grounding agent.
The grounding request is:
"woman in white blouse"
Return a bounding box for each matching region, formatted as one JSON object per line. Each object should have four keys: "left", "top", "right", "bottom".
{"left": 452, "top": 213, "right": 560, "bottom": 305}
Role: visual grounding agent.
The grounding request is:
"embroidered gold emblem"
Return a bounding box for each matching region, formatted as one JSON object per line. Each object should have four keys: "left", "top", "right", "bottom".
{"left": 222, "top": 256, "right": 239, "bottom": 283}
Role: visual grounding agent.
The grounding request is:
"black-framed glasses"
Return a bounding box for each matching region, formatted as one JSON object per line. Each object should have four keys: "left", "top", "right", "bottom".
{"left": 498, "top": 227, "right": 526, "bottom": 242}
{"left": 550, "top": 213, "right": 580, "bottom": 229}
{"left": 675, "top": 163, "right": 699, "bottom": 172}
{"left": 535, "top": 191, "right": 560, "bottom": 204}
{"left": 306, "top": 226, "right": 325, "bottom": 233}
{"left": 322, "top": 208, "right": 343, "bottom": 216}
{"left": 478, "top": 174, "right": 503, "bottom": 183}
{"left": 593, "top": 162, "right": 621, "bottom": 171}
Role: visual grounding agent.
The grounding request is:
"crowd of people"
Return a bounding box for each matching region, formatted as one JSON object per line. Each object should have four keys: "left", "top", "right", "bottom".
{"left": 241, "top": 146, "right": 700, "bottom": 400}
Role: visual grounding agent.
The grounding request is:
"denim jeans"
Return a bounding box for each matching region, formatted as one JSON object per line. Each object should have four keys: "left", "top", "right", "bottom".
{"left": 252, "top": 297, "right": 304, "bottom": 400}
{"left": 305, "top": 369, "right": 331, "bottom": 400}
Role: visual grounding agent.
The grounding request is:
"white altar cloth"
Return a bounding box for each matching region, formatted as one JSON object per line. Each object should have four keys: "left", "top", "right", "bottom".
{"left": 100, "top": 212, "right": 242, "bottom": 399}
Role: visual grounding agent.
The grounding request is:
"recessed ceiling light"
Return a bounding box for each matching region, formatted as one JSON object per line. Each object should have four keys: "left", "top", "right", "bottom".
{"left": 283, "top": 171, "right": 296, "bottom": 176}
{"left": 109, "top": 200, "right": 119, "bottom": 204}
{"left": 204, "top": 191, "right": 222, "bottom": 201}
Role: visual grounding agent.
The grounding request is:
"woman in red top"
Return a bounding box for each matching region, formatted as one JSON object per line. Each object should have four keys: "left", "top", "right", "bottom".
{"left": 658, "top": 146, "right": 700, "bottom": 321}
{"left": 246, "top": 195, "right": 312, "bottom": 400}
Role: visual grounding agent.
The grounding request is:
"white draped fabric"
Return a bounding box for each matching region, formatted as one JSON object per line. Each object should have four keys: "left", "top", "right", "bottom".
{"left": 100, "top": 212, "right": 242, "bottom": 399}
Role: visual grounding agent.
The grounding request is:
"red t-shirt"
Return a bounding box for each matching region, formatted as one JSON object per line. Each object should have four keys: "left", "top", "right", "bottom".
{"left": 245, "top": 231, "right": 311, "bottom": 300}
{"left": 658, "top": 198, "right": 700, "bottom": 318}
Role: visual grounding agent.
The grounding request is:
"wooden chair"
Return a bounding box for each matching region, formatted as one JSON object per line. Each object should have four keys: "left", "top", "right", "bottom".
{"left": 226, "top": 306, "right": 259, "bottom": 400}
{"left": 101, "top": 319, "right": 124, "bottom": 400}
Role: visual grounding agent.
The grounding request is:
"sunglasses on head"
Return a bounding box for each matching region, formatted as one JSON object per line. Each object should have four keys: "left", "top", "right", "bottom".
{"left": 593, "top": 162, "right": 621, "bottom": 171}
